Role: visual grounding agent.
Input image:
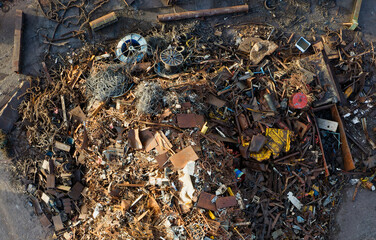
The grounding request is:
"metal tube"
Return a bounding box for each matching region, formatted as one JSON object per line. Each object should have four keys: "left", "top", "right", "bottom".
{"left": 157, "top": 5, "right": 249, "bottom": 22}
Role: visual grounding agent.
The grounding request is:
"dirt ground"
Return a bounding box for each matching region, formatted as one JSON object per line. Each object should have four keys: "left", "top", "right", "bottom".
{"left": 0, "top": 153, "right": 50, "bottom": 240}
{"left": 1, "top": 0, "right": 376, "bottom": 239}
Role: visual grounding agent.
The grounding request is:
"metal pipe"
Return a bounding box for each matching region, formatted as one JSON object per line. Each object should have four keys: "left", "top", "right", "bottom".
{"left": 157, "top": 5, "right": 249, "bottom": 22}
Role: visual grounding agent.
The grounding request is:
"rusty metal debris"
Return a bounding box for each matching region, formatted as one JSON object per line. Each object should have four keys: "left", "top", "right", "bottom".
{"left": 5, "top": 4, "right": 376, "bottom": 240}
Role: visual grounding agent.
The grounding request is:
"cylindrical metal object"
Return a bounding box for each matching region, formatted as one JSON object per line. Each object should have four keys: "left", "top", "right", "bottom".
{"left": 157, "top": 5, "right": 249, "bottom": 22}
{"left": 160, "top": 48, "right": 184, "bottom": 72}
{"left": 89, "top": 12, "right": 118, "bottom": 31}
{"left": 237, "top": 113, "right": 249, "bottom": 130}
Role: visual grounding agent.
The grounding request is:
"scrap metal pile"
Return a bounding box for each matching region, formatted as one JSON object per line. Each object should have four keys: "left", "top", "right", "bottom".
{"left": 11, "top": 21, "right": 376, "bottom": 240}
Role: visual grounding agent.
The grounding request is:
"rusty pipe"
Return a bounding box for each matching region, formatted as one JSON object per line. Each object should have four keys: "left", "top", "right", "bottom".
{"left": 157, "top": 5, "right": 249, "bottom": 22}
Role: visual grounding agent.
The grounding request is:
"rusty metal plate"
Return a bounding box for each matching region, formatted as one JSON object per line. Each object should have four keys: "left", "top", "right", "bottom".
{"left": 39, "top": 214, "right": 52, "bottom": 228}
{"left": 206, "top": 94, "right": 226, "bottom": 108}
{"left": 169, "top": 146, "right": 199, "bottom": 169}
{"left": 52, "top": 214, "right": 64, "bottom": 231}
{"left": 197, "top": 192, "right": 217, "bottom": 211}
{"left": 248, "top": 134, "right": 267, "bottom": 152}
{"left": 140, "top": 129, "right": 158, "bottom": 152}
{"left": 68, "top": 182, "right": 84, "bottom": 200}
{"left": 155, "top": 152, "right": 169, "bottom": 169}
{"left": 216, "top": 196, "right": 237, "bottom": 209}
{"left": 177, "top": 114, "right": 205, "bottom": 128}
{"left": 46, "top": 174, "right": 55, "bottom": 189}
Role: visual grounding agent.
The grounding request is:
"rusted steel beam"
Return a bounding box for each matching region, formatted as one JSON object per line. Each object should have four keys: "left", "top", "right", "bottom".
{"left": 12, "top": 10, "right": 23, "bottom": 73}
{"left": 331, "top": 105, "right": 355, "bottom": 171}
{"left": 157, "top": 5, "right": 249, "bottom": 22}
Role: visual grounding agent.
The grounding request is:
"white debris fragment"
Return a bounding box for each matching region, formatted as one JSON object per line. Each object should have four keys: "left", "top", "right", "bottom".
{"left": 352, "top": 117, "right": 360, "bottom": 124}
{"left": 93, "top": 203, "right": 102, "bottom": 218}
{"left": 287, "top": 192, "right": 303, "bottom": 211}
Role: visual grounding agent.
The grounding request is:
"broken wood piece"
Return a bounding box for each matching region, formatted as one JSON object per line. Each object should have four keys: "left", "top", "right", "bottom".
{"left": 136, "top": 210, "right": 150, "bottom": 222}
{"left": 60, "top": 95, "right": 68, "bottom": 127}
{"left": 169, "top": 146, "right": 199, "bottom": 169}
{"left": 247, "top": 37, "right": 278, "bottom": 65}
{"left": 57, "top": 185, "right": 71, "bottom": 191}
{"left": 12, "top": 10, "right": 23, "bottom": 73}
{"left": 55, "top": 141, "right": 71, "bottom": 152}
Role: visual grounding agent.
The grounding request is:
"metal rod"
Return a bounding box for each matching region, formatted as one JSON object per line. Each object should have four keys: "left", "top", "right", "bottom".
{"left": 157, "top": 5, "right": 249, "bottom": 22}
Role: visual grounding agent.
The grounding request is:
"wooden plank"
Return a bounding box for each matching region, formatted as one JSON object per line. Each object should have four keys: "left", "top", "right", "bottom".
{"left": 12, "top": 10, "right": 23, "bottom": 73}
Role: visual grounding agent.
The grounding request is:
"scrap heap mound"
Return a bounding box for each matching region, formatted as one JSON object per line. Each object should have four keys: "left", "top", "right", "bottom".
{"left": 10, "top": 21, "right": 376, "bottom": 240}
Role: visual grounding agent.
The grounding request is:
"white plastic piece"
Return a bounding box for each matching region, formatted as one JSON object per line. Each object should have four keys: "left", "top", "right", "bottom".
{"left": 287, "top": 191, "right": 303, "bottom": 211}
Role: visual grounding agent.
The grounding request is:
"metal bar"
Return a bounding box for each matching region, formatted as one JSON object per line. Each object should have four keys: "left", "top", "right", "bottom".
{"left": 349, "top": 0, "right": 363, "bottom": 30}
{"left": 331, "top": 105, "right": 355, "bottom": 171}
{"left": 157, "top": 5, "right": 249, "bottom": 22}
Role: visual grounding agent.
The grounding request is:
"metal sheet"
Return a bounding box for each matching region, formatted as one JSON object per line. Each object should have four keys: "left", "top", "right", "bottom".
{"left": 169, "top": 146, "right": 199, "bottom": 169}
{"left": 216, "top": 196, "right": 237, "bottom": 209}
{"left": 317, "top": 118, "right": 339, "bottom": 132}
{"left": 197, "top": 192, "right": 217, "bottom": 211}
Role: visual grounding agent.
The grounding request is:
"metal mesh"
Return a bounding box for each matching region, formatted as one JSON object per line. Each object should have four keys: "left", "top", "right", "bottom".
{"left": 86, "top": 64, "right": 130, "bottom": 101}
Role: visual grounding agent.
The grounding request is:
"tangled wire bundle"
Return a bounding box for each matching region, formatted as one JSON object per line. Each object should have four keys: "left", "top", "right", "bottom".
{"left": 86, "top": 64, "right": 131, "bottom": 101}
{"left": 134, "top": 82, "right": 173, "bottom": 115}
